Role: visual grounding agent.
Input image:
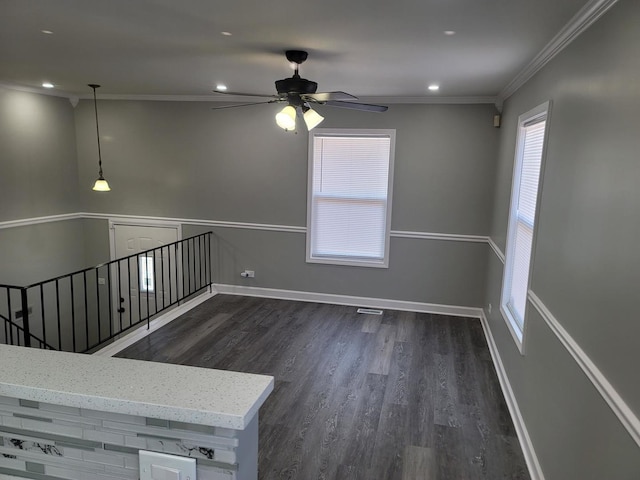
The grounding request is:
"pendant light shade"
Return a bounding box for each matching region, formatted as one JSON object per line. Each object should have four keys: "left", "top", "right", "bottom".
{"left": 275, "top": 105, "right": 297, "bottom": 131}
{"left": 89, "top": 84, "right": 110, "bottom": 192}
{"left": 92, "top": 177, "right": 110, "bottom": 191}
{"left": 303, "top": 107, "right": 324, "bottom": 131}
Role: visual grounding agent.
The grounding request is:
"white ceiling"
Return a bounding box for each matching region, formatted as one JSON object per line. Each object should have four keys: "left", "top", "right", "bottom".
{"left": 0, "top": 0, "right": 590, "bottom": 100}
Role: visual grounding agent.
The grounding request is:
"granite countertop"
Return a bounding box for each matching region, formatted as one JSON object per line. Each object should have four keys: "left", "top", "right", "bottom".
{"left": 0, "top": 344, "right": 274, "bottom": 429}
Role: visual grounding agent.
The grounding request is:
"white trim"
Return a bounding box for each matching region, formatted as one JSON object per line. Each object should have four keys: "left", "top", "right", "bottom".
{"left": 214, "top": 284, "right": 483, "bottom": 319}
{"left": 500, "top": 101, "right": 551, "bottom": 355}
{"left": 528, "top": 291, "right": 640, "bottom": 447}
{"left": 2, "top": 212, "right": 498, "bottom": 248}
{"left": 93, "top": 290, "right": 217, "bottom": 357}
{"left": 479, "top": 311, "right": 545, "bottom": 480}
{"left": 82, "top": 212, "right": 306, "bottom": 234}
{"left": 497, "top": 0, "right": 619, "bottom": 103}
{"left": 306, "top": 129, "right": 396, "bottom": 269}
{"left": 488, "top": 238, "right": 506, "bottom": 263}
{"left": 0, "top": 81, "right": 78, "bottom": 101}
{"left": 391, "top": 230, "right": 488, "bottom": 243}
{"left": 0, "top": 212, "right": 82, "bottom": 230}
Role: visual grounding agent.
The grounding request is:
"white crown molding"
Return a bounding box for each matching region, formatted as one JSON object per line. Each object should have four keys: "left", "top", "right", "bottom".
{"left": 75, "top": 93, "right": 499, "bottom": 105}
{"left": 528, "top": 290, "right": 640, "bottom": 447}
{"left": 0, "top": 82, "right": 495, "bottom": 106}
{"left": 215, "top": 284, "right": 483, "bottom": 319}
{"left": 0, "top": 82, "right": 75, "bottom": 99}
{"left": 497, "top": 0, "right": 619, "bottom": 103}
{"left": 479, "top": 311, "right": 545, "bottom": 479}
{"left": 488, "top": 238, "right": 506, "bottom": 263}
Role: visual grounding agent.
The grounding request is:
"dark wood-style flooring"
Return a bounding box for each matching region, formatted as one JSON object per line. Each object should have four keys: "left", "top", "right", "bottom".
{"left": 117, "top": 295, "right": 530, "bottom": 480}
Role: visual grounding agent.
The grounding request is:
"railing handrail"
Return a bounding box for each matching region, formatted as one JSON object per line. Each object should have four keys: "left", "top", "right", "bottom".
{"left": 21, "top": 232, "right": 211, "bottom": 289}
{"left": 1, "top": 312, "right": 57, "bottom": 350}
{"left": 1, "top": 231, "right": 213, "bottom": 353}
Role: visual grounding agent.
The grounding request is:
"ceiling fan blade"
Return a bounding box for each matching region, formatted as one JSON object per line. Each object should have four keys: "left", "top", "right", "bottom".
{"left": 213, "top": 90, "right": 280, "bottom": 99}
{"left": 305, "top": 91, "right": 358, "bottom": 102}
{"left": 211, "top": 100, "right": 279, "bottom": 110}
{"left": 323, "top": 100, "right": 388, "bottom": 112}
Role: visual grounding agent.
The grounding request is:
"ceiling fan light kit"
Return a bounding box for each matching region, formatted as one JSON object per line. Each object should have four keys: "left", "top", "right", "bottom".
{"left": 275, "top": 105, "right": 297, "bottom": 131}
{"left": 303, "top": 107, "right": 324, "bottom": 130}
{"left": 212, "top": 50, "right": 387, "bottom": 132}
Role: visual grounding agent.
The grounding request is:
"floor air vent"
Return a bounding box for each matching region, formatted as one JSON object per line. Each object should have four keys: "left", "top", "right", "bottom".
{"left": 356, "top": 308, "right": 384, "bottom": 315}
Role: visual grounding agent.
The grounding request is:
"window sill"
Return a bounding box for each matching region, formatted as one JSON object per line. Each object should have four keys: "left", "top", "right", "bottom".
{"left": 500, "top": 304, "right": 526, "bottom": 355}
{"left": 306, "top": 256, "right": 389, "bottom": 269}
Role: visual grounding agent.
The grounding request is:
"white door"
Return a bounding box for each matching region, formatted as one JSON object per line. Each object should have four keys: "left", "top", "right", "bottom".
{"left": 112, "top": 224, "right": 180, "bottom": 331}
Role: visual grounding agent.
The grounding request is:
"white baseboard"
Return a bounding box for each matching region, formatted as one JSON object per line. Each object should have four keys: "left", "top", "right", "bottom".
{"left": 93, "top": 290, "right": 217, "bottom": 357}
{"left": 214, "top": 284, "right": 482, "bottom": 319}
{"left": 479, "top": 311, "right": 545, "bottom": 480}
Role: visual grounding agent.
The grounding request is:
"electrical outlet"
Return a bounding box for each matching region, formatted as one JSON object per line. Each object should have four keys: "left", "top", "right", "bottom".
{"left": 240, "top": 270, "right": 255, "bottom": 278}
{"left": 488, "top": 303, "right": 492, "bottom": 314}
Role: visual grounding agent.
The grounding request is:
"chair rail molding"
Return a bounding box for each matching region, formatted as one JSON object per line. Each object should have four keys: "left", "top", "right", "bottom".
{"left": 528, "top": 290, "right": 640, "bottom": 447}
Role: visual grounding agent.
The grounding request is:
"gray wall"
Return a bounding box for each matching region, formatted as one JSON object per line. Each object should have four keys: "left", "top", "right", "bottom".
{"left": 74, "top": 102, "right": 499, "bottom": 307}
{"left": 0, "top": 87, "right": 80, "bottom": 222}
{"left": 485, "top": 1, "right": 640, "bottom": 478}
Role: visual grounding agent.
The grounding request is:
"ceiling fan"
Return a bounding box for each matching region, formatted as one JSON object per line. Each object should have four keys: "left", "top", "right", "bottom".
{"left": 212, "top": 50, "right": 388, "bottom": 131}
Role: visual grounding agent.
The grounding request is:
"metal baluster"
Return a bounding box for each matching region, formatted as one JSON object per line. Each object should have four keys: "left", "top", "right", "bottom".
{"left": 168, "top": 244, "right": 173, "bottom": 305}
{"left": 160, "top": 246, "right": 165, "bottom": 310}
{"left": 153, "top": 248, "right": 158, "bottom": 317}
{"left": 21, "top": 288, "right": 31, "bottom": 347}
{"left": 55, "top": 279, "right": 61, "bottom": 350}
{"left": 135, "top": 255, "right": 141, "bottom": 326}
{"left": 71, "top": 276, "right": 76, "bottom": 352}
{"left": 187, "top": 238, "right": 191, "bottom": 295}
{"left": 96, "top": 268, "right": 101, "bottom": 344}
{"left": 40, "top": 284, "right": 46, "bottom": 348}
{"left": 108, "top": 264, "right": 113, "bottom": 339}
{"left": 83, "top": 271, "right": 89, "bottom": 351}
{"left": 7, "top": 288, "right": 13, "bottom": 345}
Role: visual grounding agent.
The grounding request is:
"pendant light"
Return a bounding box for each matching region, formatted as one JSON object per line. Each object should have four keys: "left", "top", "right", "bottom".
{"left": 89, "top": 84, "right": 110, "bottom": 192}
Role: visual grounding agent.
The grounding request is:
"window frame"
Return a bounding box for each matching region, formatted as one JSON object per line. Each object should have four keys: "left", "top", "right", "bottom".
{"left": 306, "top": 128, "right": 396, "bottom": 268}
{"left": 500, "top": 101, "right": 551, "bottom": 354}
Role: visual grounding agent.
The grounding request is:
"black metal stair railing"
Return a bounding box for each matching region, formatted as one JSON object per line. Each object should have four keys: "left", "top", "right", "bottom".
{"left": 0, "top": 231, "right": 213, "bottom": 354}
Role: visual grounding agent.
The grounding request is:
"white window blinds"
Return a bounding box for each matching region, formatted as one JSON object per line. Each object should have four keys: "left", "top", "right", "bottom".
{"left": 501, "top": 104, "right": 549, "bottom": 348}
{"left": 307, "top": 130, "right": 395, "bottom": 267}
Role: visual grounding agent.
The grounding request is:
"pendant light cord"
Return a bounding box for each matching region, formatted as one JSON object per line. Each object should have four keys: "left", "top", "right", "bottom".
{"left": 89, "top": 84, "right": 103, "bottom": 177}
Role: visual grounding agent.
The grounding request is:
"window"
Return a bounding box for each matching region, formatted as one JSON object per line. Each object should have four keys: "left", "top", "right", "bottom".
{"left": 501, "top": 102, "right": 550, "bottom": 352}
{"left": 139, "top": 255, "right": 155, "bottom": 293}
{"left": 307, "top": 129, "right": 395, "bottom": 267}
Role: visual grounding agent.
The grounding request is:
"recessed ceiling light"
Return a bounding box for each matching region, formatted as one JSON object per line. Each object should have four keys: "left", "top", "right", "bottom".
{"left": 216, "top": 84, "right": 227, "bottom": 91}
{"left": 444, "top": 30, "right": 456, "bottom": 36}
{"left": 428, "top": 84, "right": 440, "bottom": 91}
{"left": 41, "top": 29, "right": 54, "bottom": 34}
{"left": 221, "top": 31, "right": 232, "bottom": 36}
{"left": 42, "top": 82, "right": 54, "bottom": 88}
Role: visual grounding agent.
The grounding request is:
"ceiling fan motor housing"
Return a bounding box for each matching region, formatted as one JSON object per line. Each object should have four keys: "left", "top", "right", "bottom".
{"left": 275, "top": 77, "right": 318, "bottom": 95}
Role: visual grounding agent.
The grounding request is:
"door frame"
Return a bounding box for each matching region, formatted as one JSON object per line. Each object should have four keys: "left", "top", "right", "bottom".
{"left": 108, "top": 218, "right": 182, "bottom": 333}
